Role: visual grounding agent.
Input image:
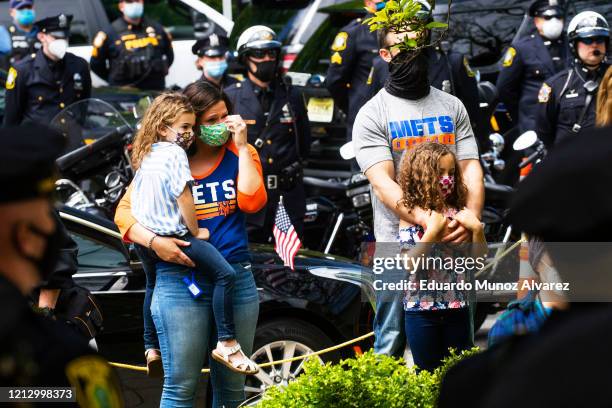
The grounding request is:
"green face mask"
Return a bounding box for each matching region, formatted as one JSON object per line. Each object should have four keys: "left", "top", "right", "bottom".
{"left": 198, "top": 122, "right": 230, "bottom": 146}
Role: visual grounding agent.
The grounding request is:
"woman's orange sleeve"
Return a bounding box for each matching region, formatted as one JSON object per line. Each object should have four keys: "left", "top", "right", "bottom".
{"left": 237, "top": 144, "right": 267, "bottom": 213}
{"left": 114, "top": 183, "right": 137, "bottom": 242}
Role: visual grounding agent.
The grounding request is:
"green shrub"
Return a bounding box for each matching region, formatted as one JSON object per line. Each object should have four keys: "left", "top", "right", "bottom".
{"left": 256, "top": 348, "right": 478, "bottom": 408}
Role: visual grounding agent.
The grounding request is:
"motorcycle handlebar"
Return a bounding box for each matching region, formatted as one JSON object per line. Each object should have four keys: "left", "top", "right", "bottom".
{"left": 519, "top": 149, "right": 542, "bottom": 169}
{"left": 56, "top": 125, "right": 132, "bottom": 173}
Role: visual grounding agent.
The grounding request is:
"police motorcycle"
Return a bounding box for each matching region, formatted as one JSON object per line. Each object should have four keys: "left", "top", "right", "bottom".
{"left": 512, "top": 130, "right": 547, "bottom": 171}
{"left": 301, "top": 139, "right": 373, "bottom": 260}
{"left": 302, "top": 163, "right": 373, "bottom": 260}
{"left": 50, "top": 98, "right": 136, "bottom": 219}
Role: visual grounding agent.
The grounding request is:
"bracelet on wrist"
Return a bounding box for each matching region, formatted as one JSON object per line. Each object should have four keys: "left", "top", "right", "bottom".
{"left": 148, "top": 234, "right": 158, "bottom": 250}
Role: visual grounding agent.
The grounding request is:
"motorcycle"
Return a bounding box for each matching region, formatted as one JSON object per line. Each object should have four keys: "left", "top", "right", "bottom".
{"left": 512, "top": 130, "right": 547, "bottom": 174}
{"left": 51, "top": 98, "right": 136, "bottom": 219}
{"left": 301, "top": 142, "right": 373, "bottom": 260}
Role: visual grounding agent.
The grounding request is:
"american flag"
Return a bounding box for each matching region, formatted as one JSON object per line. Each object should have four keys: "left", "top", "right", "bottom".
{"left": 273, "top": 197, "right": 301, "bottom": 270}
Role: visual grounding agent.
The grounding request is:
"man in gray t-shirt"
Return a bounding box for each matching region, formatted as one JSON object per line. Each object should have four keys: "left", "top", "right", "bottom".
{"left": 354, "top": 86, "right": 480, "bottom": 242}
{"left": 353, "top": 24, "right": 484, "bottom": 357}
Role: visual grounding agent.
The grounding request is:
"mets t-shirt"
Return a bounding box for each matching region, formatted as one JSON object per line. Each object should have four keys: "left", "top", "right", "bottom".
{"left": 353, "top": 87, "right": 479, "bottom": 242}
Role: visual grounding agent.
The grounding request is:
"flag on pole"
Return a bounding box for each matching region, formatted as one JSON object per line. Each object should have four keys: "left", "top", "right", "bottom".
{"left": 273, "top": 196, "right": 301, "bottom": 270}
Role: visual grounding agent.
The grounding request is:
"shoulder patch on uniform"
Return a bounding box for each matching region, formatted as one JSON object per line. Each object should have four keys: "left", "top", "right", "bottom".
{"left": 463, "top": 56, "right": 475, "bottom": 78}
{"left": 6, "top": 67, "right": 17, "bottom": 90}
{"left": 331, "top": 51, "right": 343, "bottom": 65}
{"left": 93, "top": 31, "right": 106, "bottom": 48}
{"left": 538, "top": 83, "right": 552, "bottom": 103}
{"left": 502, "top": 47, "right": 516, "bottom": 68}
{"left": 65, "top": 355, "right": 123, "bottom": 408}
{"left": 331, "top": 32, "right": 348, "bottom": 52}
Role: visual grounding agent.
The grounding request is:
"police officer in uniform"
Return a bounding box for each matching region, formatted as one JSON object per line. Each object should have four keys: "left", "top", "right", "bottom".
{"left": 90, "top": 0, "right": 174, "bottom": 90}
{"left": 3, "top": 14, "right": 91, "bottom": 127}
{"left": 0, "top": 124, "right": 123, "bottom": 407}
{"left": 497, "top": 0, "right": 569, "bottom": 134}
{"left": 192, "top": 33, "right": 241, "bottom": 88}
{"left": 536, "top": 11, "right": 609, "bottom": 148}
{"left": 326, "top": 0, "right": 384, "bottom": 142}
{"left": 0, "top": 0, "right": 40, "bottom": 71}
{"left": 225, "top": 26, "right": 311, "bottom": 243}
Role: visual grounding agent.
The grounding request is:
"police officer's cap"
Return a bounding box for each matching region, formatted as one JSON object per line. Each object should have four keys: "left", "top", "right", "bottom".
{"left": 9, "top": 0, "right": 33, "bottom": 9}
{"left": 0, "top": 124, "right": 65, "bottom": 204}
{"left": 35, "top": 14, "right": 73, "bottom": 39}
{"left": 191, "top": 34, "right": 229, "bottom": 58}
{"left": 236, "top": 26, "right": 281, "bottom": 56}
{"left": 528, "top": 0, "right": 564, "bottom": 18}
{"left": 508, "top": 126, "right": 612, "bottom": 242}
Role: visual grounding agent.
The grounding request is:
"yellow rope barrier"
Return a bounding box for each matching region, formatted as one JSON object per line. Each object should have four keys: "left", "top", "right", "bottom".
{"left": 109, "top": 239, "right": 526, "bottom": 374}
{"left": 109, "top": 331, "right": 375, "bottom": 374}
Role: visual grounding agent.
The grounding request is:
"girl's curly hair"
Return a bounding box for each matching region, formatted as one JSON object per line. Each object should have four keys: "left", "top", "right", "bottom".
{"left": 397, "top": 142, "right": 468, "bottom": 212}
{"left": 131, "top": 92, "right": 194, "bottom": 169}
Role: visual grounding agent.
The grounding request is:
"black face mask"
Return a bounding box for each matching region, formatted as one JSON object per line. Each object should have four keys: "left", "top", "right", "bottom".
{"left": 250, "top": 60, "right": 278, "bottom": 82}
{"left": 12, "top": 220, "right": 62, "bottom": 283}
{"left": 384, "top": 50, "right": 430, "bottom": 100}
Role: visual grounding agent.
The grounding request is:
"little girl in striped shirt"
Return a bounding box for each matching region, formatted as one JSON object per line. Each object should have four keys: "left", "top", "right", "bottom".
{"left": 130, "top": 93, "right": 259, "bottom": 375}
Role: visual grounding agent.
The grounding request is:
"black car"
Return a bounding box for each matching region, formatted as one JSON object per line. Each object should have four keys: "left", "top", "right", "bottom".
{"left": 58, "top": 205, "right": 373, "bottom": 403}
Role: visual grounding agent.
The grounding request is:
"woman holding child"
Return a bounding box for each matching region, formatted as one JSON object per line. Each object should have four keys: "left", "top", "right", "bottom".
{"left": 115, "top": 80, "right": 267, "bottom": 407}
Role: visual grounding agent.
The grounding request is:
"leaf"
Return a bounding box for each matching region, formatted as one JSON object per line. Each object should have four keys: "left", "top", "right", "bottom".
{"left": 426, "top": 21, "right": 449, "bottom": 29}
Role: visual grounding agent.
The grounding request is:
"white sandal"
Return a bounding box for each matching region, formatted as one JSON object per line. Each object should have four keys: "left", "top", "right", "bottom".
{"left": 211, "top": 342, "right": 259, "bottom": 375}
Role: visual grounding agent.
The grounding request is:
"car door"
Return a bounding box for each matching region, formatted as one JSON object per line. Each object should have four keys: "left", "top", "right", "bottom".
{"left": 59, "top": 209, "right": 147, "bottom": 363}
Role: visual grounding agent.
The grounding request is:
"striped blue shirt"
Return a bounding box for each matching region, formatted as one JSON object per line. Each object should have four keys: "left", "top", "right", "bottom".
{"left": 132, "top": 142, "right": 193, "bottom": 236}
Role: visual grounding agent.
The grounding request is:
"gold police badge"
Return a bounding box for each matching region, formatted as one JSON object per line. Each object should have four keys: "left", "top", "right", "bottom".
{"left": 6, "top": 67, "right": 17, "bottom": 90}
{"left": 538, "top": 83, "right": 552, "bottom": 103}
{"left": 502, "top": 47, "right": 516, "bottom": 68}
{"left": 331, "top": 32, "right": 348, "bottom": 52}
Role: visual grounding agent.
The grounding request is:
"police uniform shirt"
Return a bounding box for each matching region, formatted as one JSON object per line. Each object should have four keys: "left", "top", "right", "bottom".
{"left": 224, "top": 78, "right": 311, "bottom": 234}
{"left": 90, "top": 17, "right": 174, "bottom": 90}
{"left": 496, "top": 33, "right": 569, "bottom": 133}
{"left": 535, "top": 62, "right": 609, "bottom": 148}
{"left": 0, "top": 275, "right": 123, "bottom": 406}
{"left": 325, "top": 17, "right": 378, "bottom": 140}
{"left": 224, "top": 78, "right": 311, "bottom": 175}
{"left": 3, "top": 49, "right": 92, "bottom": 126}
{"left": 217, "top": 73, "right": 241, "bottom": 89}
{"left": 0, "top": 24, "right": 41, "bottom": 70}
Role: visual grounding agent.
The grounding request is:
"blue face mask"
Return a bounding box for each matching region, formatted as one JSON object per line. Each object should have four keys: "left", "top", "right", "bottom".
{"left": 205, "top": 60, "right": 228, "bottom": 80}
{"left": 375, "top": 1, "right": 387, "bottom": 11}
{"left": 123, "top": 2, "right": 144, "bottom": 20}
{"left": 15, "top": 8, "right": 36, "bottom": 26}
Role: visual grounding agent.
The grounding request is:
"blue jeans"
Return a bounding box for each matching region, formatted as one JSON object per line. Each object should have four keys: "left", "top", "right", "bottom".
{"left": 134, "top": 244, "right": 159, "bottom": 351}
{"left": 180, "top": 234, "right": 237, "bottom": 341}
{"left": 151, "top": 261, "right": 259, "bottom": 408}
{"left": 404, "top": 308, "right": 472, "bottom": 372}
{"left": 373, "top": 267, "right": 406, "bottom": 357}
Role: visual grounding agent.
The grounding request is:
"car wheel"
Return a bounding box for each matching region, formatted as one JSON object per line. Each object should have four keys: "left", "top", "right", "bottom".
{"left": 242, "top": 318, "right": 340, "bottom": 406}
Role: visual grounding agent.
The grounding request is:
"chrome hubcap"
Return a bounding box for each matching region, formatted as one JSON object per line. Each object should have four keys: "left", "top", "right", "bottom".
{"left": 244, "top": 340, "right": 323, "bottom": 402}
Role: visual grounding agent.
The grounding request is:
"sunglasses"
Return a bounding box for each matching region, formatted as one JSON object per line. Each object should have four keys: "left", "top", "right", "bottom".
{"left": 248, "top": 49, "right": 279, "bottom": 59}
{"left": 540, "top": 15, "right": 562, "bottom": 20}
{"left": 579, "top": 37, "right": 607, "bottom": 45}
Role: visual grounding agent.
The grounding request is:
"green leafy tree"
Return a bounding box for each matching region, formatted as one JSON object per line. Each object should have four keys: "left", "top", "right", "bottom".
{"left": 364, "top": 0, "right": 449, "bottom": 52}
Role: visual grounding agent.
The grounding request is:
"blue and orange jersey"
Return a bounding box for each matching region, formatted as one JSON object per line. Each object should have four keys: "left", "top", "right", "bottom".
{"left": 115, "top": 141, "right": 267, "bottom": 263}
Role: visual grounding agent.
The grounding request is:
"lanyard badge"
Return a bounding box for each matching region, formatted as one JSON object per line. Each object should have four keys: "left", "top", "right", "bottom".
{"left": 183, "top": 272, "right": 203, "bottom": 298}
